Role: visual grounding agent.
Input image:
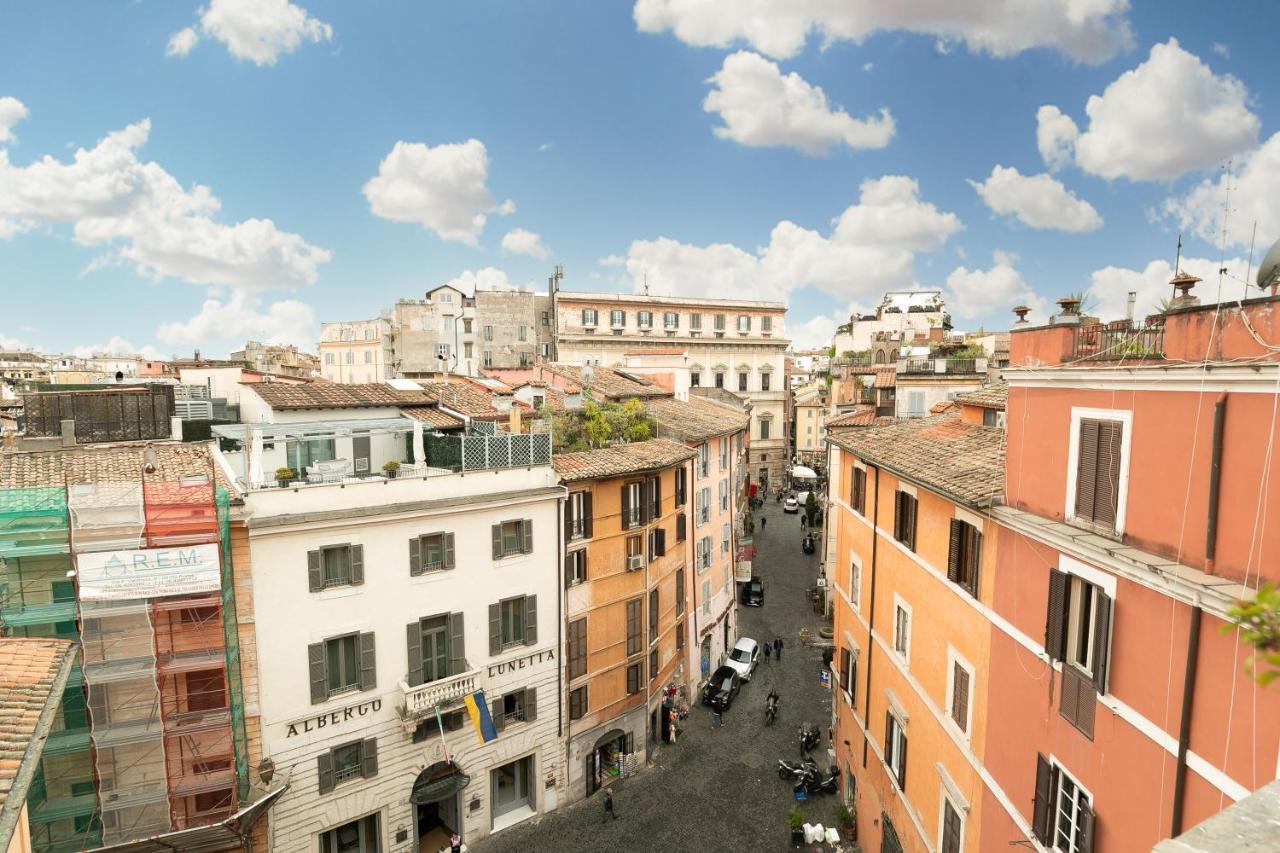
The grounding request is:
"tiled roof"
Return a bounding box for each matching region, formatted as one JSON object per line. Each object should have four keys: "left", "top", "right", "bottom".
{"left": 829, "top": 413, "right": 1004, "bottom": 507}
{"left": 544, "top": 364, "right": 669, "bottom": 400}
{"left": 521, "top": 384, "right": 577, "bottom": 413}
{"left": 930, "top": 400, "right": 957, "bottom": 414}
{"left": 553, "top": 438, "right": 696, "bottom": 482}
{"left": 826, "top": 406, "right": 879, "bottom": 428}
{"left": 419, "top": 381, "right": 511, "bottom": 420}
{"left": 874, "top": 366, "right": 897, "bottom": 388}
{"left": 400, "top": 406, "right": 465, "bottom": 429}
{"left": 953, "top": 382, "right": 1007, "bottom": 411}
{"left": 646, "top": 395, "right": 750, "bottom": 442}
{"left": 247, "top": 382, "right": 435, "bottom": 410}
{"left": 0, "top": 639, "right": 76, "bottom": 849}
{"left": 0, "top": 442, "right": 231, "bottom": 490}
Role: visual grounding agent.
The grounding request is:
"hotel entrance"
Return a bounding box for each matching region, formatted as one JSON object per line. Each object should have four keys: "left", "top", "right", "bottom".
{"left": 409, "top": 762, "right": 469, "bottom": 853}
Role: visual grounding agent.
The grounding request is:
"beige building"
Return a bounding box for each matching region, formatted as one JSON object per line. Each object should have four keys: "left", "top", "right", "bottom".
{"left": 792, "top": 381, "right": 829, "bottom": 458}
{"left": 553, "top": 292, "right": 788, "bottom": 486}
{"left": 229, "top": 341, "right": 320, "bottom": 378}
{"left": 318, "top": 318, "right": 394, "bottom": 384}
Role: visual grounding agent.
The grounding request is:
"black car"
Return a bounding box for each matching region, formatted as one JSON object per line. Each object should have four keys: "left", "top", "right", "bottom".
{"left": 743, "top": 577, "right": 764, "bottom": 606}
{"left": 701, "top": 665, "right": 742, "bottom": 711}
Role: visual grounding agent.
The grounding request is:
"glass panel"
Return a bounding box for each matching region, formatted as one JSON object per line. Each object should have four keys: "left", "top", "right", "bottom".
{"left": 333, "top": 742, "right": 363, "bottom": 782}
{"left": 422, "top": 617, "right": 448, "bottom": 682}
{"left": 423, "top": 535, "right": 444, "bottom": 570}
{"left": 323, "top": 547, "right": 350, "bottom": 585}
{"left": 327, "top": 636, "right": 358, "bottom": 692}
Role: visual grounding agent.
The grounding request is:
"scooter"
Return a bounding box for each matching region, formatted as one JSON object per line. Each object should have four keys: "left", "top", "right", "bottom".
{"left": 802, "top": 534, "right": 815, "bottom": 554}
{"left": 777, "top": 757, "right": 819, "bottom": 781}
{"left": 793, "top": 765, "right": 841, "bottom": 796}
{"left": 799, "top": 723, "right": 821, "bottom": 753}
{"left": 765, "top": 690, "right": 779, "bottom": 726}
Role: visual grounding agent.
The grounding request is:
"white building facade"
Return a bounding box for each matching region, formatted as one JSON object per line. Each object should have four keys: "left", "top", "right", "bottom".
{"left": 831, "top": 290, "right": 946, "bottom": 354}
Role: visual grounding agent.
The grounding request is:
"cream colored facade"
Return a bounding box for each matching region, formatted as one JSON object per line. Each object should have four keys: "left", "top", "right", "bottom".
{"left": 554, "top": 292, "right": 788, "bottom": 486}
{"left": 794, "top": 384, "right": 828, "bottom": 454}
{"left": 318, "top": 318, "right": 394, "bottom": 383}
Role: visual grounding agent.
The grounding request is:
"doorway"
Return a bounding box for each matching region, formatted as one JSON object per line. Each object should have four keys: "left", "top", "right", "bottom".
{"left": 319, "top": 812, "right": 380, "bottom": 853}
{"left": 700, "top": 634, "right": 711, "bottom": 679}
{"left": 352, "top": 431, "right": 371, "bottom": 475}
{"left": 491, "top": 756, "right": 534, "bottom": 824}
{"left": 586, "top": 729, "right": 631, "bottom": 796}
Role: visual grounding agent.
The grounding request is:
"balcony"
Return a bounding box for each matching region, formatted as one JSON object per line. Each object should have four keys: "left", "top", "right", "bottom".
{"left": 399, "top": 666, "right": 482, "bottom": 721}
{"left": 1071, "top": 320, "right": 1164, "bottom": 361}
{"left": 897, "top": 357, "right": 986, "bottom": 375}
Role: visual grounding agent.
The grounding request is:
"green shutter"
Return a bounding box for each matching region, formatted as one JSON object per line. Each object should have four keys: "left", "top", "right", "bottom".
{"left": 307, "top": 550, "right": 322, "bottom": 592}
{"left": 521, "top": 519, "right": 533, "bottom": 554}
{"left": 350, "top": 545, "right": 364, "bottom": 586}
{"left": 444, "top": 533, "right": 456, "bottom": 570}
{"left": 317, "top": 750, "right": 335, "bottom": 794}
{"left": 492, "top": 524, "right": 502, "bottom": 559}
{"left": 489, "top": 604, "right": 501, "bottom": 656}
{"left": 308, "top": 642, "right": 327, "bottom": 704}
{"left": 406, "top": 622, "right": 424, "bottom": 687}
{"left": 525, "top": 685, "right": 537, "bottom": 721}
{"left": 361, "top": 737, "right": 378, "bottom": 778}
{"left": 448, "top": 612, "right": 466, "bottom": 675}
{"left": 358, "top": 632, "right": 376, "bottom": 691}
{"left": 409, "top": 537, "right": 422, "bottom": 576}
{"left": 524, "top": 595, "right": 538, "bottom": 646}
{"left": 492, "top": 696, "right": 506, "bottom": 732}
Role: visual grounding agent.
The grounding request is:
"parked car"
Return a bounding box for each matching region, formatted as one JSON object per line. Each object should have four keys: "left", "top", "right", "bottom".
{"left": 783, "top": 496, "right": 799, "bottom": 513}
{"left": 743, "top": 577, "right": 764, "bottom": 606}
{"left": 725, "top": 637, "right": 760, "bottom": 682}
{"left": 802, "top": 534, "right": 815, "bottom": 554}
{"left": 702, "top": 665, "right": 742, "bottom": 711}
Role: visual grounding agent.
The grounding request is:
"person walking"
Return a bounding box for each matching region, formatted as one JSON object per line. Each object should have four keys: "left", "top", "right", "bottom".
{"left": 774, "top": 637, "right": 783, "bottom": 662}
{"left": 603, "top": 789, "right": 617, "bottom": 822}
{"left": 712, "top": 709, "right": 723, "bottom": 730}
{"left": 760, "top": 516, "right": 767, "bottom": 531}
{"left": 800, "top": 514, "right": 807, "bottom": 530}
{"left": 763, "top": 641, "right": 772, "bottom": 664}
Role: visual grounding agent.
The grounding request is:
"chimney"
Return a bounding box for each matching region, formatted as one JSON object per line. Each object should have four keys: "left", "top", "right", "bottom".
{"left": 1011, "top": 305, "right": 1032, "bottom": 326}
{"left": 1125, "top": 291, "right": 1136, "bottom": 322}
{"left": 1051, "top": 296, "right": 1082, "bottom": 326}
{"left": 194, "top": 349, "right": 201, "bottom": 361}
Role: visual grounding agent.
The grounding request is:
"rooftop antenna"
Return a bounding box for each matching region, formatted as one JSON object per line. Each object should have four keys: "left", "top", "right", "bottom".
{"left": 642, "top": 272, "right": 650, "bottom": 297}
{"left": 1216, "top": 159, "right": 1235, "bottom": 303}
{"left": 1244, "top": 220, "right": 1258, "bottom": 301}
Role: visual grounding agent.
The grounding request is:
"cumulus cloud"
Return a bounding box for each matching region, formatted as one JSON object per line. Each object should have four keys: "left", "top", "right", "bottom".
{"left": 703, "top": 51, "right": 893, "bottom": 155}
{"left": 0, "top": 333, "right": 28, "bottom": 349}
{"left": 501, "top": 228, "right": 550, "bottom": 259}
{"left": 1042, "top": 39, "right": 1259, "bottom": 182}
{"left": 789, "top": 313, "right": 840, "bottom": 350}
{"left": 363, "top": 139, "right": 513, "bottom": 245}
{"left": 168, "top": 0, "right": 332, "bottom": 66}
{"left": 0, "top": 97, "right": 28, "bottom": 144}
{"left": 442, "top": 267, "right": 533, "bottom": 295}
{"left": 620, "top": 175, "right": 960, "bottom": 305}
{"left": 1035, "top": 105, "right": 1078, "bottom": 172}
{"left": 968, "top": 165, "right": 1102, "bottom": 232}
{"left": 1165, "top": 131, "right": 1280, "bottom": 250}
{"left": 634, "top": 0, "right": 1132, "bottom": 63}
{"left": 71, "top": 336, "right": 167, "bottom": 361}
{"left": 945, "top": 251, "right": 1048, "bottom": 323}
{"left": 156, "top": 289, "right": 315, "bottom": 348}
{"left": 0, "top": 111, "right": 331, "bottom": 289}
{"left": 1087, "top": 255, "right": 1250, "bottom": 322}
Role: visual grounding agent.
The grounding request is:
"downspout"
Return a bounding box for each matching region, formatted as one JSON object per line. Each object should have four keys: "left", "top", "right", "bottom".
{"left": 557, "top": 492, "right": 565, "bottom": 743}
{"left": 1172, "top": 394, "right": 1225, "bottom": 834}
{"left": 861, "top": 464, "right": 880, "bottom": 769}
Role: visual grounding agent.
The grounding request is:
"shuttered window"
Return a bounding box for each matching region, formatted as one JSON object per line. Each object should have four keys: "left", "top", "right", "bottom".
{"left": 566, "top": 490, "right": 593, "bottom": 540}
{"left": 839, "top": 646, "right": 856, "bottom": 702}
{"left": 317, "top": 737, "right": 378, "bottom": 794}
{"left": 568, "top": 618, "right": 587, "bottom": 679}
{"left": 649, "top": 647, "right": 659, "bottom": 682}
{"left": 950, "top": 661, "right": 970, "bottom": 733}
{"left": 491, "top": 519, "right": 533, "bottom": 558}
{"left": 565, "top": 548, "right": 587, "bottom": 587}
{"left": 884, "top": 712, "right": 907, "bottom": 791}
{"left": 1045, "top": 571, "right": 1112, "bottom": 737}
{"left": 622, "top": 481, "right": 644, "bottom": 529}
{"left": 626, "top": 598, "right": 643, "bottom": 655}
{"left": 492, "top": 686, "right": 538, "bottom": 731}
{"left": 308, "top": 632, "right": 375, "bottom": 704}
{"left": 849, "top": 467, "right": 866, "bottom": 515}
{"left": 409, "top": 533, "right": 455, "bottom": 576}
{"left": 307, "top": 544, "right": 364, "bottom": 591}
{"left": 649, "top": 589, "right": 659, "bottom": 643}
{"left": 1073, "top": 418, "right": 1123, "bottom": 529}
{"left": 490, "top": 595, "right": 538, "bottom": 653}
{"left": 676, "top": 568, "right": 686, "bottom": 616}
{"left": 569, "top": 686, "right": 587, "bottom": 720}
{"left": 675, "top": 467, "right": 687, "bottom": 506}
{"left": 404, "top": 613, "right": 464, "bottom": 688}
{"left": 946, "top": 519, "right": 981, "bottom": 597}
{"left": 626, "top": 663, "right": 642, "bottom": 695}
{"left": 1032, "top": 755, "right": 1095, "bottom": 853}
{"left": 676, "top": 513, "right": 687, "bottom": 543}
{"left": 940, "top": 798, "right": 963, "bottom": 853}
{"left": 893, "top": 491, "right": 918, "bottom": 550}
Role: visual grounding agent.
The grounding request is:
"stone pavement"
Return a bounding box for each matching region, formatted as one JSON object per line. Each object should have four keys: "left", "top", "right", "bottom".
{"left": 475, "top": 497, "right": 845, "bottom": 853}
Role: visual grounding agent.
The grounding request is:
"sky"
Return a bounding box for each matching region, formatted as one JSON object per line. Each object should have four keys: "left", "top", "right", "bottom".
{"left": 2, "top": 1, "right": 1278, "bottom": 358}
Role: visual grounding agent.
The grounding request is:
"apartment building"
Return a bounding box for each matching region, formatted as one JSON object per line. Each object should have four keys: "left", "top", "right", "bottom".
{"left": 554, "top": 439, "right": 695, "bottom": 804}
{"left": 832, "top": 290, "right": 947, "bottom": 355}
{"left": 228, "top": 342, "right": 320, "bottom": 378}
{"left": 474, "top": 289, "right": 553, "bottom": 371}
{"left": 894, "top": 356, "right": 986, "bottom": 419}
{"left": 793, "top": 381, "right": 829, "bottom": 466}
{"left": 390, "top": 285, "right": 478, "bottom": 377}
{"left": 215, "top": 387, "right": 564, "bottom": 852}
{"left": 0, "top": 351, "right": 49, "bottom": 385}
{"left": 553, "top": 292, "right": 788, "bottom": 486}
{"left": 318, "top": 318, "right": 394, "bottom": 384}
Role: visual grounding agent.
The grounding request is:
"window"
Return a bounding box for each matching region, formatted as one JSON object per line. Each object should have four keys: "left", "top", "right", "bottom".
{"left": 569, "top": 686, "right": 588, "bottom": 720}
{"left": 582, "top": 308, "right": 598, "bottom": 326}
{"left": 676, "top": 512, "right": 687, "bottom": 542}
{"left": 493, "top": 687, "right": 535, "bottom": 729}
{"left": 946, "top": 519, "right": 981, "bottom": 597}
{"left": 1047, "top": 570, "right": 1112, "bottom": 737}
{"left": 714, "top": 314, "right": 726, "bottom": 331}
{"left": 940, "top": 797, "right": 963, "bottom": 853}
{"left": 647, "top": 526, "right": 667, "bottom": 561}
{"left": 737, "top": 315, "right": 750, "bottom": 332}
{"left": 622, "top": 481, "right": 644, "bottom": 529}
{"left": 324, "top": 352, "right": 333, "bottom": 365}
{"left": 1033, "top": 756, "right": 1095, "bottom": 853}
{"left": 893, "top": 490, "right": 918, "bottom": 550}
{"left": 719, "top": 439, "right": 728, "bottom": 470}
{"left": 491, "top": 519, "right": 533, "bottom": 558}
{"left": 567, "top": 490, "right": 592, "bottom": 539}
{"left": 568, "top": 618, "right": 586, "bottom": 678}
{"left": 1071, "top": 417, "right": 1124, "bottom": 530}
{"left": 647, "top": 474, "right": 661, "bottom": 521}
{"left": 893, "top": 599, "right": 911, "bottom": 662}
{"left": 663, "top": 311, "right": 679, "bottom": 329}
{"left": 638, "top": 310, "right": 653, "bottom": 327}
{"left": 483, "top": 351, "right": 493, "bottom": 368}
{"left": 702, "top": 579, "right": 711, "bottom": 613}
{"left": 627, "top": 662, "right": 642, "bottom": 694}
{"left": 698, "top": 537, "right": 712, "bottom": 572}
{"left": 565, "top": 548, "right": 587, "bottom": 586}
{"left": 626, "top": 598, "right": 643, "bottom": 655}
{"left": 759, "top": 418, "right": 770, "bottom": 441}
{"left": 650, "top": 648, "right": 659, "bottom": 682}
{"left": 849, "top": 553, "right": 862, "bottom": 611}
{"left": 849, "top": 466, "right": 867, "bottom": 515}
{"left": 762, "top": 316, "right": 772, "bottom": 332}
{"left": 838, "top": 645, "right": 856, "bottom": 703}
{"left": 345, "top": 351, "right": 354, "bottom": 365}
{"left": 761, "top": 372, "right": 771, "bottom": 391}
{"left": 721, "top": 522, "right": 730, "bottom": 553}
{"left": 484, "top": 325, "right": 494, "bottom": 341}
{"left": 675, "top": 466, "right": 687, "bottom": 506}
{"left": 626, "top": 534, "right": 643, "bottom": 570}
{"left": 690, "top": 372, "right": 701, "bottom": 387}
{"left": 676, "top": 622, "right": 684, "bottom": 650}
{"left": 541, "top": 310, "right": 550, "bottom": 326}
{"left": 518, "top": 325, "right": 527, "bottom": 342}
{"left": 738, "top": 372, "right": 748, "bottom": 392}
{"left": 364, "top": 328, "right": 373, "bottom": 340}
{"left": 884, "top": 712, "right": 907, "bottom": 790}
{"left": 649, "top": 589, "right": 659, "bottom": 642}
{"left": 983, "top": 408, "right": 1000, "bottom": 427}
{"left": 319, "top": 814, "right": 380, "bottom": 853}
{"left": 185, "top": 669, "right": 225, "bottom": 713}
{"left": 465, "top": 342, "right": 473, "bottom": 358}
{"left": 947, "top": 654, "right": 973, "bottom": 735}
{"left": 410, "top": 533, "right": 455, "bottom": 575}
{"left": 318, "top": 738, "right": 378, "bottom": 794}
{"left": 308, "top": 632, "right": 375, "bottom": 703}
{"left": 714, "top": 371, "right": 725, "bottom": 388}
{"left": 719, "top": 479, "right": 728, "bottom": 512}
{"left": 407, "top": 613, "right": 463, "bottom": 686}
{"left": 364, "top": 351, "right": 372, "bottom": 364}
{"left": 697, "top": 487, "right": 711, "bottom": 524}
{"left": 493, "top": 595, "right": 534, "bottom": 650}
{"left": 697, "top": 443, "right": 710, "bottom": 478}
{"left": 464, "top": 318, "right": 473, "bottom": 333}
{"left": 611, "top": 309, "right": 626, "bottom": 327}
{"left": 676, "top": 568, "right": 686, "bottom": 616}
{"left": 689, "top": 313, "right": 702, "bottom": 330}
{"left": 306, "top": 544, "right": 363, "bottom": 591}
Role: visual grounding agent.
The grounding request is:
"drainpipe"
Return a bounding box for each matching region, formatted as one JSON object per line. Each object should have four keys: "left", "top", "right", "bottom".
{"left": 861, "top": 464, "right": 880, "bottom": 769}
{"left": 558, "top": 493, "right": 565, "bottom": 743}
{"left": 1204, "top": 395, "right": 1227, "bottom": 576}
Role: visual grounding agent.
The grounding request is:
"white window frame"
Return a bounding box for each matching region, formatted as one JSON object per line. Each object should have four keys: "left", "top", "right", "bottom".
{"left": 568, "top": 491, "right": 586, "bottom": 539}
{"left": 892, "top": 594, "right": 912, "bottom": 666}
{"left": 848, "top": 550, "right": 862, "bottom": 612}
{"left": 937, "top": 783, "right": 967, "bottom": 853}
{"left": 1063, "top": 407, "right": 1133, "bottom": 535}
{"left": 944, "top": 646, "right": 975, "bottom": 739}
{"left": 1048, "top": 757, "right": 1094, "bottom": 853}
{"left": 885, "top": 711, "right": 907, "bottom": 790}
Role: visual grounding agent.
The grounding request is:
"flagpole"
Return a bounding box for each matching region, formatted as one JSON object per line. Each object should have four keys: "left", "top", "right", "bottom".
{"left": 435, "top": 704, "right": 450, "bottom": 765}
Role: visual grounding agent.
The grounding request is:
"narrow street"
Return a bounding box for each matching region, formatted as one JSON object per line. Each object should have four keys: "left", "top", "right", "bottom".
{"left": 475, "top": 496, "right": 840, "bottom": 853}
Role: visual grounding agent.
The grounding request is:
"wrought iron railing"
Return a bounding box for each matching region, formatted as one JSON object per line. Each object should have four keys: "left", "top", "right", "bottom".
{"left": 898, "top": 358, "right": 980, "bottom": 375}
{"left": 1070, "top": 321, "right": 1164, "bottom": 361}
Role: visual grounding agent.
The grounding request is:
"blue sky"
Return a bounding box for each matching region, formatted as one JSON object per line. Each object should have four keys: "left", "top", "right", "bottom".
{"left": 1, "top": 1, "right": 1277, "bottom": 357}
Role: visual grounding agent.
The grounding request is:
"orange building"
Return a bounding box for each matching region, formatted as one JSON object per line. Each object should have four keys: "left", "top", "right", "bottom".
{"left": 828, "top": 398, "right": 1004, "bottom": 852}
{"left": 553, "top": 439, "right": 695, "bottom": 804}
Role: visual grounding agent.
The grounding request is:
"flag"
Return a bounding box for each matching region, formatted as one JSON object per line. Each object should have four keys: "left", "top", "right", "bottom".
{"left": 434, "top": 705, "right": 451, "bottom": 764}
{"left": 464, "top": 690, "right": 498, "bottom": 744}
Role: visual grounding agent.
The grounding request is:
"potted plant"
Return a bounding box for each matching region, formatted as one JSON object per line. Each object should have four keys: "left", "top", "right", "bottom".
{"left": 274, "top": 467, "right": 295, "bottom": 488}
{"left": 382, "top": 460, "right": 401, "bottom": 479}
{"left": 788, "top": 805, "right": 805, "bottom": 847}
{"left": 835, "top": 802, "right": 856, "bottom": 841}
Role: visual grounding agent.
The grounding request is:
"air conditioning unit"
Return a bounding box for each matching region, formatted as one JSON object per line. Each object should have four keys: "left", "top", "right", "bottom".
{"left": 627, "top": 554, "right": 644, "bottom": 571}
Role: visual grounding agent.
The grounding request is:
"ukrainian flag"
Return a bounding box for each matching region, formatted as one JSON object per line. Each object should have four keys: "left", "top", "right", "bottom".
{"left": 464, "top": 690, "right": 498, "bottom": 744}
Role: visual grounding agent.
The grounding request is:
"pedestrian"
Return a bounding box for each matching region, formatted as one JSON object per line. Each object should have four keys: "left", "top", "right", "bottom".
{"left": 774, "top": 637, "right": 783, "bottom": 662}
{"left": 713, "top": 709, "right": 723, "bottom": 729}
{"left": 603, "top": 789, "right": 617, "bottom": 822}
{"left": 763, "top": 642, "right": 772, "bottom": 663}
{"left": 450, "top": 833, "right": 462, "bottom": 853}
{"left": 760, "top": 516, "right": 767, "bottom": 531}
{"left": 800, "top": 515, "right": 807, "bottom": 529}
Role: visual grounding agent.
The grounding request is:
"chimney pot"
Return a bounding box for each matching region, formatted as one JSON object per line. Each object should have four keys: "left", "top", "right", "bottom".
{"left": 1011, "top": 305, "right": 1032, "bottom": 325}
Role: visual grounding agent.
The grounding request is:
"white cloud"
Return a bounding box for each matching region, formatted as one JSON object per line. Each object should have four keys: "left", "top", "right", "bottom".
{"left": 1035, "top": 104, "right": 1078, "bottom": 172}
{"left": 500, "top": 228, "right": 550, "bottom": 259}
{"left": 968, "top": 165, "right": 1102, "bottom": 232}
{"left": 1087, "top": 255, "right": 1250, "bottom": 322}
{"left": 0, "top": 333, "right": 27, "bottom": 349}
{"left": 1211, "top": 42, "right": 1229, "bottom": 59}
{"left": 862, "top": 62, "right": 874, "bottom": 72}
{"left": 1165, "top": 131, "right": 1280, "bottom": 250}
{"left": 536, "top": 142, "right": 554, "bottom": 153}
{"left": 634, "top": 0, "right": 1132, "bottom": 63}
{"left": 442, "top": 267, "right": 534, "bottom": 295}
{"left": 598, "top": 254, "right": 626, "bottom": 268}
{"left": 703, "top": 51, "right": 894, "bottom": 155}
{"left": 156, "top": 289, "right": 315, "bottom": 348}
{"left": 71, "top": 336, "right": 166, "bottom": 361}
{"left": 169, "top": 0, "right": 332, "bottom": 66}
{"left": 789, "top": 313, "right": 838, "bottom": 350}
{"left": 0, "top": 97, "right": 28, "bottom": 144}
{"left": 362, "top": 139, "right": 513, "bottom": 245}
{"left": 621, "top": 175, "right": 960, "bottom": 304}
{"left": 945, "top": 251, "right": 1048, "bottom": 323}
{"left": 1044, "top": 39, "right": 1259, "bottom": 182}
{"left": 0, "top": 113, "right": 331, "bottom": 289}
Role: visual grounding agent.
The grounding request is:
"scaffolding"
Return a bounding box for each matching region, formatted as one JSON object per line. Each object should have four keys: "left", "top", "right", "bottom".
{"left": 0, "top": 478, "right": 250, "bottom": 853}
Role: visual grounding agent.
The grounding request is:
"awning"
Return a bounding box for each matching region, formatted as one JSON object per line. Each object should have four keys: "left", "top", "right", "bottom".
{"left": 93, "top": 783, "right": 286, "bottom": 853}
{"left": 791, "top": 465, "right": 818, "bottom": 480}
{"left": 410, "top": 765, "right": 471, "bottom": 805}
{"left": 736, "top": 544, "right": 757, "bottom": 561}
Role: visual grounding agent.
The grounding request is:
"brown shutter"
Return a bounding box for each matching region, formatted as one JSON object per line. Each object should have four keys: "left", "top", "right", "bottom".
{"left": 1075, "top": 420, "right": 1100, "bottom": 520}
{"left": 952, "top": 664, "right": 969, "bottom": 731}
{"left": 1078, "top": 801, "right": 1096, "bottom": 853}
{"left": 350, "top": 545, "right": 364, "bottom": 585}
{"left": 849, "top": 655, "right": 857, "bottom": 704}
{"left": 317, "top": 750, "right": 335, "bottom": 794}
{"left": 1095, "top": 421, "right": 1123, "bottom": 527}
{"left": 967, "top": 530, "right": 982, "bottom": 595}
{"left": 489, "top": 604, "right": 502, "bottom": 655}
{"left": 307, "top": 550, "right": 322, "bottom": 592}
{"left": 656, "top": 527, "right": 667, "bottom": 557}
{"left": 893, "top": 492, "right": 903, "bottom": 540}
{"left": 840, "top": 648, "right": 851, "bottom": 694}
{"left": 444, "top": 533, "right": 456, "bottom": 569}
{"left": 653, "top": 475, "right": 662, "bottom": 519}
{"left": 897, "top": 729, "right": 908, "bottom": 790}
{"left": 406, "top": 622, "right": 423, "bottom": 687}
{"left": 677, "top": 513, "right": 687, "bottom": 542}
{"left": 564, "top": 497, "right": 573, "bottom": 542}
{"left": 447, "top": 612, "right": 465, "bottom": 676}
{"left": 409, "top": 537, "right": 422, "bottom": 576}
{"left": 1092, "top": 591, "right": 1112, "bottom": 693}
{"left": 884, "top": 710, "right": 892, "bottom": 765}
{"left": 524, "top": 595, "right": 538, "bottom": 645}
{"left": 564, "top": 551, "right": 574, "bottom": 588}
{"left": 621, "top": 484, "right": 631, "bottom": 529}
{"left": 1045, "top": 570, "right": 1069, "bottom": 661}
{"left": 1032, "top": 754, "right": 1053, "bottom": 842}
{"left": 361, "top": 737, "right": 379, "bottom": 778}
{"left": 491, "top": 524, "right": 502, "bottom": 559}
{"left": 358, "top": 632, "right": 376, "bottom": 691}
{"left": 583, "top": 490, "right": 594, "bottom": 538}
{"left": 521, "top": 518, "right": 533, "bottom": 554}
{"left": 308, "top": 642, "right": 327, "bottom": 704}
{"left": 947, "top": 519, "right": 963, "bottom": 581}
{"left": 908, "top": 497, "right": 918, "bottom": 550}
{"left": 1060, "top": 664, "right": 1096, "bottom": 738}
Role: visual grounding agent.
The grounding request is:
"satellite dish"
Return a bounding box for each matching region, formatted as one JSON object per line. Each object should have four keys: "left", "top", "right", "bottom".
{"left": 1257, "top": 237, "right": 1280, "bottom": 291}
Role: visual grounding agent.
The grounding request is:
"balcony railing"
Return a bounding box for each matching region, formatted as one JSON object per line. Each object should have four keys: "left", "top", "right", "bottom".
{"left": 399, "top": 666, "right": 481, "bottom": 719}
{"left": 1070, "top": 321, "right": 1165, "bottom": 361}
{"left": 897, "top": 357, "right": 984, "bottom": 375}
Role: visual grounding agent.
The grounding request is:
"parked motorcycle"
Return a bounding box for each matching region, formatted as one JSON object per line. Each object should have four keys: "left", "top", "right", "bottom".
{"left": 777, "top": 757, "right": 819, "bottom": 781}
{"left": 799, "top": 722, "right": 821, "bottom": 753}
{"left": 765, "top": 690, "right": 779, "bottom": 726}
{"left": 802, "top": 534, "right": 815, "bottom": 554}
{"left": 793, "top": 765, "right": 841, "bottom": 796}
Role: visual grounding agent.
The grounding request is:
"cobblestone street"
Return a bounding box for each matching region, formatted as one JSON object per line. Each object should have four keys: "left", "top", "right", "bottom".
{"left": 475, "top": 497, "right": 842, "bottom": 853}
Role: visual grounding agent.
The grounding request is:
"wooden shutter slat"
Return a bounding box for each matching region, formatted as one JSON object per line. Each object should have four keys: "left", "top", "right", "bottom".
{"left": 444, "top": 533, "right": 456, "bottom": 570}
{"left": 525, "top": 595, "right": 538, "bottom": 646}
{"left": 307, "top": 550, "right": 322, "bottom": 592}
{"left": 1046, "top": 570, "right": 1069, "bottom": 661}
{"left": 1032, "top": 754, "right": 1053, "bottom": 842}
{"left": 448, "top": 612, "right": 465, "bottom": 675}
{"left": 406, "top": 622, "right": 423, "bottom": 687}
{"left": 361, "top": 737, "right": 378, "bottom": 778}
{"left": 489, "top": 603, "right": 502, "bottom": 655}
{"left": 947, "top": 519, "right": 963, "bottom": 581}
{"left": 491, "top": 524, "right": 502, "bottom": 559}
{"left": 409, "top": 537, "right": 422, "bottom": 576}
{"left": 1075, "top": 420, "right": 1100, "bottom": 520}
{"left": 953, "top": 664, "right": 969, "bottom": 731}
{"left": 358, "top": 632, "right": 376, "bottom": 691}
{"left": 1092, "top": 591, "right": 1112, "bottom": 693}
{"left": 583, "top": 490, "right": 594, "bottom": 538}
{"left": 350, "top": 545, "right": 364, "bottom": 586}
{"left": 1095, "top": 421, "right": 1123, "bottom": 527}
{"left": 968, "top": 530, "right": 982, "bottom": 596}
{"left": 317, "top": 751, "right": 335, "bottom": 795}
{"left": 308, "top": 642, "right": 327, "bottom": 704}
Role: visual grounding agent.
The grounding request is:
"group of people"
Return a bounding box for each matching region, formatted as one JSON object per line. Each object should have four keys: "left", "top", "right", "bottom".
{"left": 762, "top": 636, "right": 785, "bottom": 663}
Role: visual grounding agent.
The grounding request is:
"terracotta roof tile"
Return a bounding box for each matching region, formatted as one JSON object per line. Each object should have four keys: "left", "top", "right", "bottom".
{"left": 544, "top": 364, "right": 669, "bottom": 400}
{"left": 953, "top": 382, "right": 1007, "bottom": 411}
{"left": 552, "top": 438, "right": 696, "bottom": 482}
{"left": 827, "top": 406, "right": 880, "bottom": 428}
{"left": 0, "top": 443, "right": 230, "bottom": 490}
{"left": 874, "top": 366, "right": 897, "bottom": 388}
{"left": 400, "top": 406, "right": 465, "bottom": 429}
{"left": 930, "top": 400, "right": 957, "bottom": 414}
{"left": 829, "top": 413, "right": 1004, "bottom": 506}
{"left": 247, "top": 382, "right": 435, "bottom": 410}
{"left": 646, "top": 396, "right": 749, "bottom": 442}
{"left": 419, "top": 381, "right": 510, "bottom": 420}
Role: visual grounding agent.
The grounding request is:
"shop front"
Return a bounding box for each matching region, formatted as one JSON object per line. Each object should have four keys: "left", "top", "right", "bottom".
{"left": 410, "top": 762, "right": 469, "bottom": 852}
